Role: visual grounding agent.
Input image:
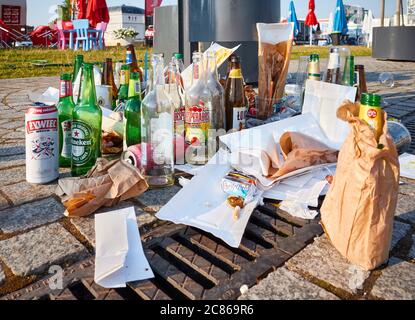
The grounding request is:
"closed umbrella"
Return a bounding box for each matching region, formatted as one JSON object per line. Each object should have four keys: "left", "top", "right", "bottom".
{"left": 87, "top": 0, "right": 110, "bottom": 27}
{"left": 288, "top": 1, "right": 300, "bottom": 37}
{"left": 362, "top": 9, "right": 374, "bottom": 47}
{"left": 305, "top": 0, "right": 318, "bottom": 45}
{"left": 333, "top": 0, "right": 348, "bottom": 35}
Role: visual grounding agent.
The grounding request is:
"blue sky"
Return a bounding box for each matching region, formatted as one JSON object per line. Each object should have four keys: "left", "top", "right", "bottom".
{"left": 27, "top": 0, "right": 406, "bottom": 27}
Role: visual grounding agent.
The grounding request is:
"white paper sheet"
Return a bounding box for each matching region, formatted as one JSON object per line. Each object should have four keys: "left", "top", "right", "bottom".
{"left": 94, "top": 207, "right": 154, "bottom": 288}
{"left": 399, "top": 153, "right": 415, "bottom": 180}
{"left": 302, "top": 80, "right": 357, "bottom": 150}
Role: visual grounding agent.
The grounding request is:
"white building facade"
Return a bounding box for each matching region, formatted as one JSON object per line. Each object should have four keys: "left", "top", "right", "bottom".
{"left": 106, "top": 5, "right": 145, "bottom": 47}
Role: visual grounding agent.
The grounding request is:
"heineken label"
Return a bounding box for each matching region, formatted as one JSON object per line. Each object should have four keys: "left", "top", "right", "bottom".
{"left": 61, "top": 120, "right": 72, "bottom": 158}
{"left": 71, "top": 121, "right": 93, "bottom": 166}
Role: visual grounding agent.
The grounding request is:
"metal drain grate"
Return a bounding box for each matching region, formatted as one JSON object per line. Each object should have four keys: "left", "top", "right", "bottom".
{"left": 3, "top": 203, "right": 323, "bottom": 300}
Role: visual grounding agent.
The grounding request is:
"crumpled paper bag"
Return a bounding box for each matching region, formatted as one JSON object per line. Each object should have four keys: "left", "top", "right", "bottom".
{"left": 266, "top": 132, "right": 338, "bottom": 179}
{"left": 56, "top": 159, "right": 149, "bottom": 217}
{"left": 321, "top": 100, "right": 400, "bottom": 271}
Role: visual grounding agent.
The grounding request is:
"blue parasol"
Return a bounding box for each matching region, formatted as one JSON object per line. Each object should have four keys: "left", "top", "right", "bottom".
{"left": 288, "top": 1, "right": 300, "bottom": 37}
{"left": 333, "top": 0, "right": 348, "bottom": 35}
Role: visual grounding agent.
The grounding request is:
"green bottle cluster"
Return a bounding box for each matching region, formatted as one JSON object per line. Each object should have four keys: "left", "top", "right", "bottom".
{"left": 117, "top": 64, "right": 130, "bottom": 108}
{"left": 71, "top": 63, "right": 102, "bottom": 177}
{"left": 124, "top": 72, "right": 142, "bottom": 150}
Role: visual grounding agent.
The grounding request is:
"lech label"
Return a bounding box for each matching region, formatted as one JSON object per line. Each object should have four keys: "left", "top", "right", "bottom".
{"left": 61, "top": 120, "right": 72, "bottom": 158}
{"left": 71, "top": 121, "right": 93, "bottom": 166}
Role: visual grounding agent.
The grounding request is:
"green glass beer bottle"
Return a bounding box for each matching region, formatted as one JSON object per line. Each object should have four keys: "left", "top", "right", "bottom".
{"left": 124, "top": 72, "right": 142, "bottom": 150}
{"left": 72, "top": 55, "right": 84, "bottom": 84}
{"left": 117, "top": 64, "right": 130, "bottom": 109}
{"left": 57, "top": 73, "right": 75, "bottom": 168}
{"left": 71, "top": 63, "right": 102, "bottom": 177}
{"left": 342, "top": 55, "right": 355, "bottom": 86}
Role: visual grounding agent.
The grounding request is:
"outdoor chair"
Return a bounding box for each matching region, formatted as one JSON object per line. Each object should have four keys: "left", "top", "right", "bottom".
{"left": 95, "top": 22, "right": 108, "bottom": 50}
{"left": 73, "top": 19, "right": 97, "bottom": 51}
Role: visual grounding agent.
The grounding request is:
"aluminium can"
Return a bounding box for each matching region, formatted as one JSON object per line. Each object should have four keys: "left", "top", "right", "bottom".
{"left": 25, "top": 103, "right": 59, "bottom": 184}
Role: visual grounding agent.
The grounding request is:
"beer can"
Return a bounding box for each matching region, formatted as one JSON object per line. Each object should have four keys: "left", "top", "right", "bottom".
{"left": 122, "top": 144, "right": 142, "bottom": 169}
{"left": 25, "top": 103, "right": 59, "bottom": 184}
{"left": 96, "top": 85, "right": 113, "bottom": 110}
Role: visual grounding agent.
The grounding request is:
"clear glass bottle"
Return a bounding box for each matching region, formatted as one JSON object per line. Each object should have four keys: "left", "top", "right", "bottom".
{"left": 141, "top": 54, "right": 175, "bottom": 188}
{"left": 185, "top": 52, "right": 213, "bottom": 165}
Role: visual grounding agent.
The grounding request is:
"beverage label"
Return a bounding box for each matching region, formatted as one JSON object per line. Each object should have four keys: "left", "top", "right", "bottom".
{"left": 61, "top": 120, "right": 72, "bottom": 158}
{"left": 174, "top": 107, "right": 185, "bottom": 136}
{"left": 328, "top": 52, "right": 340, "bottom": 69}
{"left": 71, "top": 121, "right": 93, "bottom": 166}
{"left": 185, "top": 101, "right": 210, "bottom": 145}
{"left": 120, "top": 70, "right": 129, "bottom": 85}
{"left": 359, "top": 104, "right": 383, "bottom": 141}
{"left": 60, "top": 80, "right": 72, "bottom": 98}
{"left": 134, "top": 81, "right": 141, "bottom": 94}
{"left": 126, "top": 51, "right": 133, "bottom": 64}
{"left": 232, "top": 107, "right": 247, "bottom": 131}
{"left": 229, "top": 69, "right": 243, "bottom": 79}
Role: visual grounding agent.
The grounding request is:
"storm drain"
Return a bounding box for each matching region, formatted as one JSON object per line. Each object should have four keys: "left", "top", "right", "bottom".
{"left": 3, "top": 203, "right": 323, "bottom": 300}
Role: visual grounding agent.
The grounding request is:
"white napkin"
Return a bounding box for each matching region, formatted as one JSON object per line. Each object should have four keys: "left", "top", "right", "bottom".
{"left": 94, "top": 207, "right": 154, "bottom": 288}
{"left": 399, "top": 153, "right": 415, "bottom": 180}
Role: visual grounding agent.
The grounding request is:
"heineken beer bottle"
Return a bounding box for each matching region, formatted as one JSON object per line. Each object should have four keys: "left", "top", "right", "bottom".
{"left": 71, "top": 63, "right": 102, "bottom": 177}
{"left": 124, "top": 72, "right": 142, "bottom": 150}
{"left": 57, "top": 73, "right": 75, "bottom": 167}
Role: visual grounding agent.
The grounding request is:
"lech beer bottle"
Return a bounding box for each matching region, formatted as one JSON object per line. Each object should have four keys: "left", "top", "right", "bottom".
{"left": 117, "top": 64, "right": 130, "bottom": 110}
{"left": 307, "top": 54, "right": 321, "bottom": 81}
{"left": 124, "top": 72, "right": 142, "bottom": 150}
{"left": 324, "top": 51, "right": 341, "bottom": 84}
{"left": 225, "top": 55, "right": 246, "bottom": 132}
{"left": 57, "top": 73, "right": 75, "bottom": 168}
{"left": 71, "top": 63, "right": 102, "bottom": 177}
{"left": 102, "top": 58, "right": 118, "bottom": 110}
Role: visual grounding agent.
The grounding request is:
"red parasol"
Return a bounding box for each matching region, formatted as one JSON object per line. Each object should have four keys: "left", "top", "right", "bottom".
{"left": 145, "top": 0, "right": 163, "bottom": 17}
{"left": 305, "top": 0, "right": 318, "bottom": 26}
{"left": 75, "top": 0, "right": 87, "bottom": 19}
{"left": 86, "top": 0, "right": 110, "bottom": 27}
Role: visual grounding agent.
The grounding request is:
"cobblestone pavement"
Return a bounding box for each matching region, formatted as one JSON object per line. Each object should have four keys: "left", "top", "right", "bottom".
{"left": 0, "top": 57, "right": 414, "bottom": 299}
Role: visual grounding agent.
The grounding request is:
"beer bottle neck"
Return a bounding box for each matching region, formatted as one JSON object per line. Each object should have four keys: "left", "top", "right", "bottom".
{"left": 59, "top": 80, "right": 73, "bottom": 100}
{"left": 79, "top": 67, "right": 97, "bottom": 106}
{"left": 120, "top": 69, "right": 130, "bottom": 86}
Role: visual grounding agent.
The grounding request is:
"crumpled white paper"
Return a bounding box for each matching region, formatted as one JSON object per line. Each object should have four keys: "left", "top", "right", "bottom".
{"left": 94, "top": 207, "right": 154, "bottom": 288}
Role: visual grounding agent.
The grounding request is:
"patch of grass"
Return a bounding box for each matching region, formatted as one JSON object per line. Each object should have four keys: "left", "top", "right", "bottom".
{"left": 0, "top": 45, "right": 149, "bottom": 79}
{"left": 0, "top": 45, "right": 372, "bottom": 79}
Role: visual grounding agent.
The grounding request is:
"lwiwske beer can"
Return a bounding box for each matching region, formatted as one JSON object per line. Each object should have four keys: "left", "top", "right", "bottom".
{"left": 122, "top": 145, "right": 142, "bottom": 169}
{"left": 25, "top": 103, "right": 59, "bottom": 184}
{"left": 359, "top": 93, "right": 384, "bottom": 142}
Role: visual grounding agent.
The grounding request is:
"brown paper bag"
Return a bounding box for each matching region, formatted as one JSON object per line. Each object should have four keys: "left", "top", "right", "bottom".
{"left": 321, "top": 101, "right": 400, "bottom": 271}
{"left": 56, "top": 159, "right": 149, "bottom": 218}
{"left": 264, "top": 132, "right": 338, "bottom": 179}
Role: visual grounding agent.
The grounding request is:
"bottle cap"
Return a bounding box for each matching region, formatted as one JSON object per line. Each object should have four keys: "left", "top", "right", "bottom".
{"left": 60, "top": 73, "right": 72, "bottom": 81}
{"left": 361, "top": 93, "right": 381, "bottom": 107}
{"left": 75, "top": 55, "right": 84, "bottom": 61}
{"left": 130, "top": 72, "right": 140, "bottom": 80}
{"left": 174, "top": 53, "right": 183, "bottom": 60}
{"left": 310, "top": 54, "right": 319, "bottom": 61}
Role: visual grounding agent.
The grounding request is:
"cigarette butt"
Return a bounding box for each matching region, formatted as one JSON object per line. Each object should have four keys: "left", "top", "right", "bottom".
{"left": 233, "top": 206, "right": 241, "bottom": 221}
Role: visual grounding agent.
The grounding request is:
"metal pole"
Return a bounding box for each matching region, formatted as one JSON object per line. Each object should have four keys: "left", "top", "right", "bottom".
{"left": 396, "top": 0, "right": 401, "bottom": 26}
{"left": 380, "top": 0, "right": 385, "bottom": 27}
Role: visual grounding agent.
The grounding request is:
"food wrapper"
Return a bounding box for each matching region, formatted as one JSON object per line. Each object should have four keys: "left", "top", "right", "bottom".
{"left": 56, "top": 159, "right": 149, "bottom": 218}
{"left": 257, "top": 23, "right": 293, "bottom": 119}
{"left": 221, "top": 170, "right": 257, "bottom": 200}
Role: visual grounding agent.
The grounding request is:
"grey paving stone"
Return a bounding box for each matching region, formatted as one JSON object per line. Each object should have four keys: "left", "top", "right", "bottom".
{"left": 0, "top": 154, "right": 25, "bottom": 170}
{"left": 0, "top": 223, "right": 89, "bottom": 277}
{"left": 1, "top": 131, "right": 24, "bottom": 140}
{"left": 286, "top": 236, "right": 370, "bottom": 295}
{"left": 135, "top": 185, "right": 181, "bottom": 212}
{"left": 0, "top": 197, "right": 64, "bottom": 233}
{"left": 0, "top": 265, "right": 5, "bottom": 285}
{"left": 391, "top": 221, "right": 412, "bottom": 250}
{"left": 0, "top": 166, "right": 26, "bottom": 187}
{"left": 238, "top": 267, "right": 339, "bottom": 300}
{"left": 70, "top": 203, "right": 156, "bottom": 247}
{"left": 399, "top": 181, "right": 415, "bottom": 197}
{"left": 409, "top": 235, "right": 415, "bottom": 260}
{"left": 0, "top": 181, "right": 57, "bottom": 206}
{"left": 371, "top": 258, "right": 415, "bottom": 300}
{"left": 0, "top": 144, "right": 25, "bottom": 157}
{"left": 0, "top": 120, "right": 23, "bottom": 131}
{"left": 395, "top": 193, "right": 415, "bottom": 224}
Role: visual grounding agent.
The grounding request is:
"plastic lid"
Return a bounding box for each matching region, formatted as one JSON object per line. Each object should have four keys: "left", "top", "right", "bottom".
{"left": 60, "top": 73, "right": 72, "bottom": 81}
{"left": 361, "top": 93, "right": 381, "bottom": 107}
{"left": 75, "top": 55, "right": 84, "bottom": 61}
